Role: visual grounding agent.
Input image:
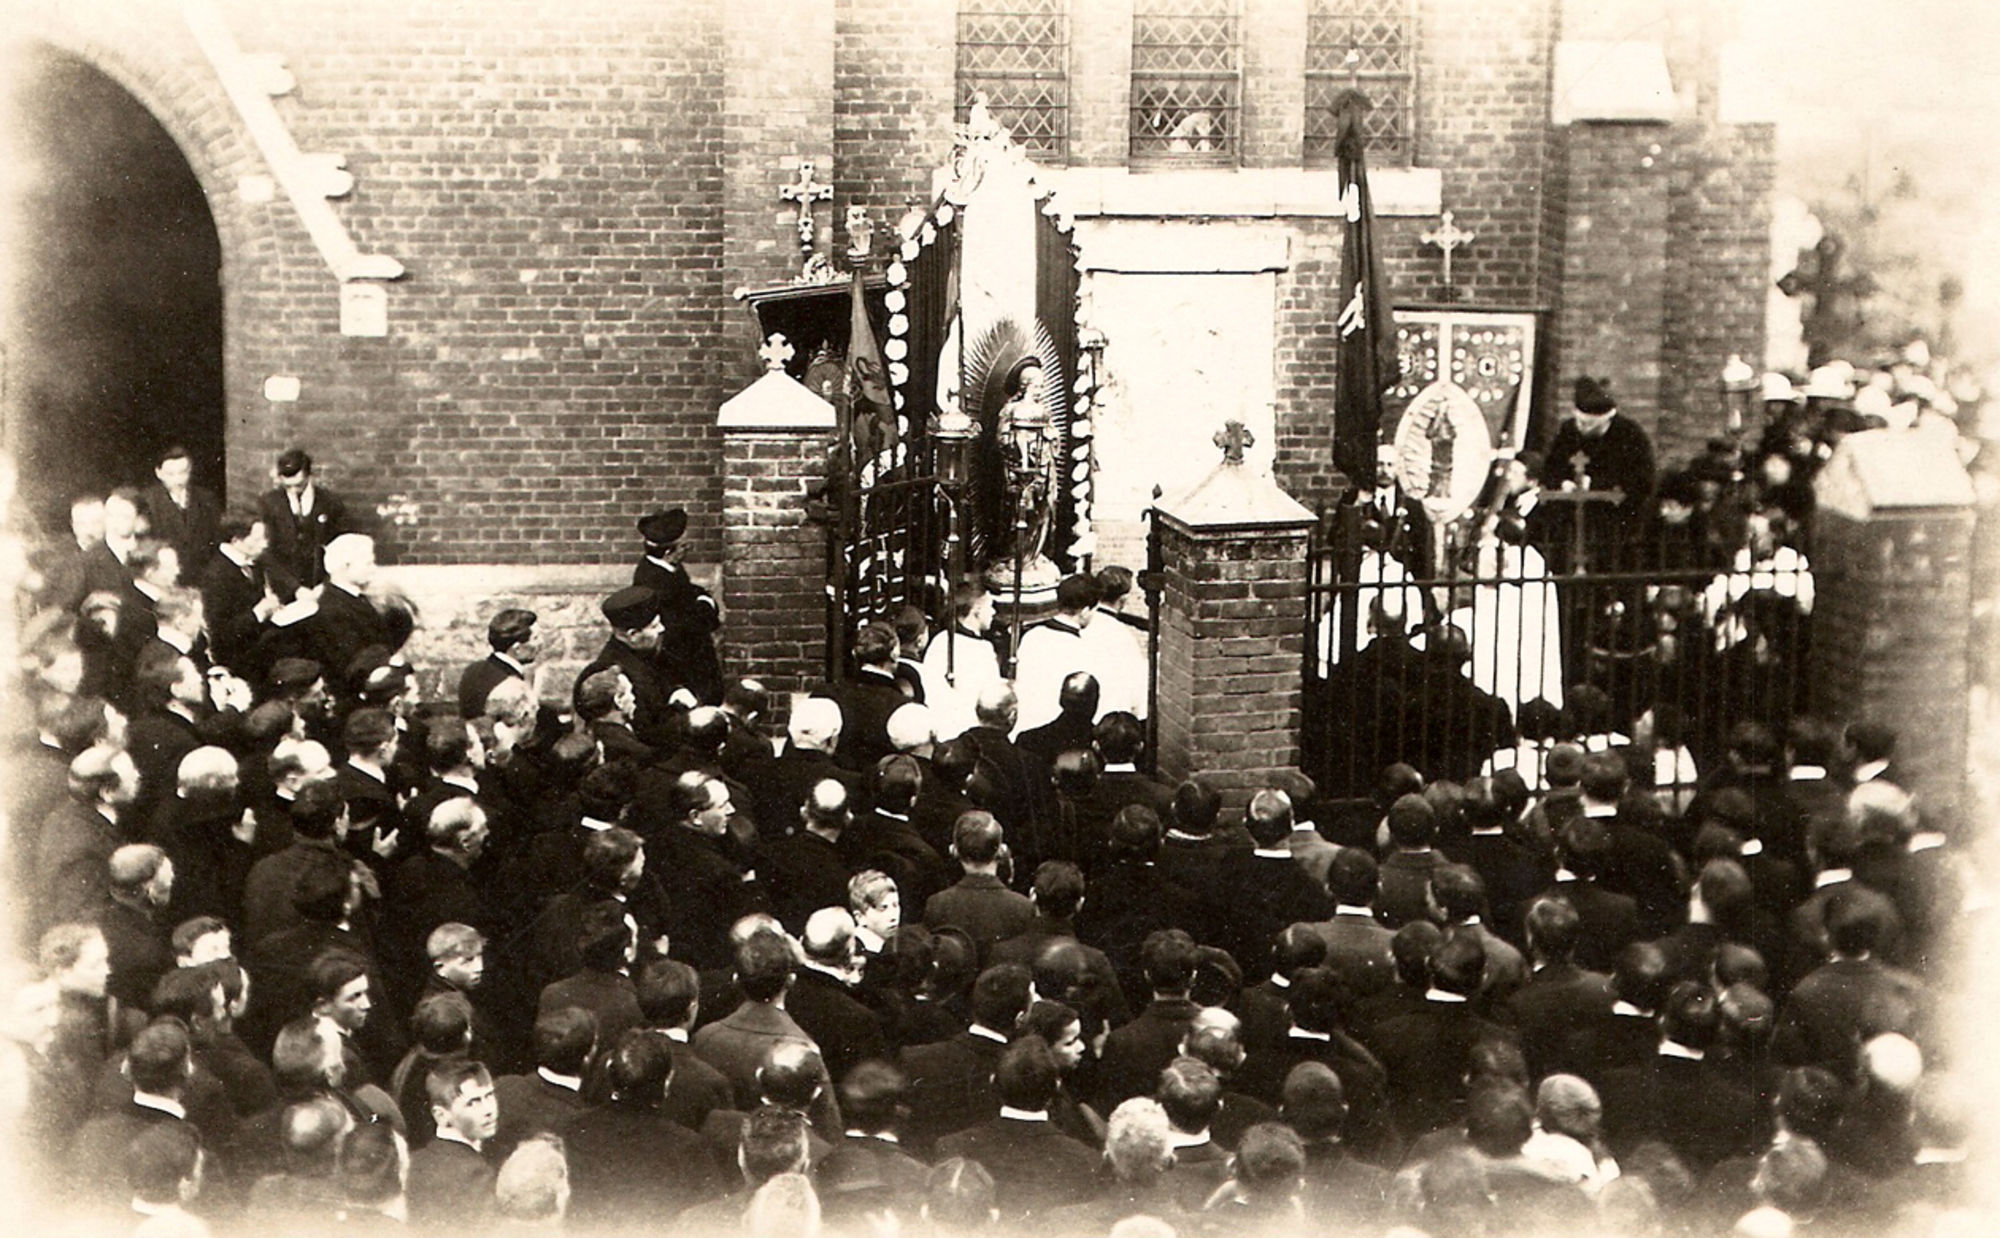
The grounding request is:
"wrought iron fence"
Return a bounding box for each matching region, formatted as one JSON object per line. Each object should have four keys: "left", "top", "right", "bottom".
{"left": 1301, "top": 525, "right": 1817, "bottom": 807}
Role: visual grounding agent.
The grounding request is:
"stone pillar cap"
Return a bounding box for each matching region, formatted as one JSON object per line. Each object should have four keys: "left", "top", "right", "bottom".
{"left": 1815, "top": 429, "right": 1973, "bottom": 520}
{"left": 1156, "top": 421, "right": 1314, "bottom": 531}
{"left": 718, "top": 368, "right": 836, "bottom": 431}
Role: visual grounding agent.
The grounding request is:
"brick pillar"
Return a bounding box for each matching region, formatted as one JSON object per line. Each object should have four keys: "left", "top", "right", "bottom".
{"left": 1555, "top": 122, "right": 1671, "bottom": 437}
{"left": 718, "top": 367, "right": 839, "bottom": 706}
{"left": 1153, "top": 442, "right": 1315, "bottom": 813}
{"left": 1810, "top": 433, "right": 1976, "bottom": 825}
{"left": 1069, "top": 0, "right": 1134, "bottom": 167}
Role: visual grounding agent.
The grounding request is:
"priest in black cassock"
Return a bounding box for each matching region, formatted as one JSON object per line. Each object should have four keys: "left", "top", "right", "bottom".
{"left": 632, "top": 508, "right": 724, "bottom": 705}
{"left": 1537, "top": 377, "right": 1657, "bottom": 571}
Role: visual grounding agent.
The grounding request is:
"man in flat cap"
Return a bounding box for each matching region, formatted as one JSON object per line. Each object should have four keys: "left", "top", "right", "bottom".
{"left": 574, "top": 587, "right": 686, "bottom": 749}
{"left": 1537, "top": 377, "right": 1656, "bottom": 571}
{"left": 633, "top": 508, "right": 724, "bottom": 706}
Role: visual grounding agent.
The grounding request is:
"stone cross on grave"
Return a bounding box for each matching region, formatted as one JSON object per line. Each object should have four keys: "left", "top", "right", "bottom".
{"left": 1214, "top": 420, "right": 1255, "bottom": 464}
{"left": 780, "top": 160, "right": 833, "bottom": 255}
{"left": 1421, "top": 209, "right": 1475, "bottom": 301}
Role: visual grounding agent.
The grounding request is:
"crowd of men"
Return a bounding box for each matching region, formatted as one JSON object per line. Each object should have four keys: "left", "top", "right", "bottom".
{"left": 1, "top": 421, "right": 1981, "bottom": 1238}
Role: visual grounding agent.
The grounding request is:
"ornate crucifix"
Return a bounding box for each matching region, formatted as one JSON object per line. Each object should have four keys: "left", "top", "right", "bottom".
{"left": 1421, "top": 209, "right": 1475, "bottom": 301}
{"left": 780, "top": 160, "right": 833, "bottom": 256}
{"left": 1777, "top": 233, "right": 1874, "bottom": 368}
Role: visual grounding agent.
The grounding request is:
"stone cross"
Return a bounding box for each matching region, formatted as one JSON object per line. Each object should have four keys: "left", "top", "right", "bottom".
{"left": 758, "top": 334, "right": 795, "bottom": 372}
{"left": 1421, "top": 209, "right": 1475, "bottom": 300}
{"left": 780, "top": 160, "right": 833, "bottom": 254}
{"left": 1214, "top": 420, "right": 1255, "bottom": 464}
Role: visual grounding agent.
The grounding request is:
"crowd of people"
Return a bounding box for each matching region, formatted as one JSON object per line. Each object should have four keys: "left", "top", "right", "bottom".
{"left": 0, "top": 410, "right": 1983, "bottom": 1238}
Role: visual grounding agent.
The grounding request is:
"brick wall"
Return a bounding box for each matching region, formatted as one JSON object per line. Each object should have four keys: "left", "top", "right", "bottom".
{"left": 833, "top": 0, "right": 955, "bottom": 218}
{"left": 721, "top": 431, "right": 835, "bottom": 704}
{"left": 1153, "top": 517, "right": 1313, "bottom": 812}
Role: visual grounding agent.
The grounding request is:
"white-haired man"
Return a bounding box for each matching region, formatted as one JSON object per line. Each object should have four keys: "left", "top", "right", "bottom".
{"left": 309, "top": 533, "right": 391, "bottom": 696}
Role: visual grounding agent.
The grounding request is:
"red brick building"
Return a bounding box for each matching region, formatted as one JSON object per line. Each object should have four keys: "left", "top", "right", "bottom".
{"left": 3, "top": 0, "right": 1775, "bottom": 686}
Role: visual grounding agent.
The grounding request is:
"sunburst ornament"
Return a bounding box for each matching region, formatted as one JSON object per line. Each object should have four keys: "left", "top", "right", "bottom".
{"left": 964, "top": 317, "right": 1069, "bottom": 434}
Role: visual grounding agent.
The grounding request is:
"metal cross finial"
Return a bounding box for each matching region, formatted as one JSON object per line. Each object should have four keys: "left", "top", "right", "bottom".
{"left": 780, "top": 160, "right": 833, "bottom": 254}
{"left": 1214, "top": 420, "right": 1255, "bottom": 464}
{"left": 758, "top": 333, "right": 795, "bottom": 372}
{"left": 1422, "top": 209, "right": 1476, "bottom": 301}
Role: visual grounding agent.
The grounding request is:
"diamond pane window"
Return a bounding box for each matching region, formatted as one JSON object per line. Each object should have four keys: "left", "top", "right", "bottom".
{"left": 1305, "top": 0, "right": 1416, "bottom": 166}
{"left": 958, "top": 0, "right": 1069, "bottom": 162}
{"left": 1130, "top": 0, "right": 1241, "bottom": 166}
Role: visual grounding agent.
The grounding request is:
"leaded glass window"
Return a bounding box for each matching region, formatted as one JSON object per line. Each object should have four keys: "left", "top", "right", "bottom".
{"left": 957, "top": 0, "right": 1069, "bottom": 162}
{"left": 1305, "top": 0, "right": 1416, "bottom": 166}
{"left": 1130, "top": 0, "right": 1241, "bottom": 166}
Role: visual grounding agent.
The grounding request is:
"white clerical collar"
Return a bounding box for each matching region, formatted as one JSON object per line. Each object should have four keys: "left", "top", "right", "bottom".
{"left": 537, "top": 1067, "right": 582, "bottom": 1092}
{"left": 1553, "top": 867, "right": 1578, "bottom": 882}
{"left": 969, "top": 1024, "right": 1009, "bottom": 1044}
{"left": 1658, "top": 1040, "right": 1705, "bottom": 1061}
{"left": 347, "top": 757, "right": 387, "bottom": 784}
{"left": 1335, "top": 905, "right": 1374, "bottom": 918}
{"left": 1582, "top": 803, "right": 1618, "bottom": 819}
{"left": 875, "top": 808, "right": 911, "bottom": 822}
{"left": 494, "top": 651, "right": 526, "bottom": 675}
{"left": 1164, "top": 830, "right": 1209, "bottom": 843}
{"left": 846, "top": 1129, "right": 900, "bottom": 1144}
{"left": 1169, "top": 1129, "right": 1212, "bottom": 1151}
{"left": 1103, "top": 762, "right": 1138, "bottom": 773}
{"left": 435, "top": 1127, "right": 484, "bottom": 1154}
{"left": 134, "top": 580, "right": 163, "bottom": 602}
{"left": 801, "top": 960, "right": 852, "bottom": 986}
{"left": 1853, "top": 760, "right": 1889, "bottom": 784}
{"left": 1424, "top": 989, "right": 1469, "bottom": 1004}
{"left": 1788, "top": 765, "right": 1827, "bottom": 781}
{"left": 158, "top": 627, "right": 194, "bottom": 654}
{"left": 1288, "top": 1027, "right": 1332, "bottom": 1042}
{"left": 1458, "top": 916, "right": 1483, "bottom": 927}
{"left": 1611, "top": 1000, "right": 1650, "bottom": 1018}
{"left": 1739, "top": 837, "right": 1765, "bottom": 856}
{"left": 38, "top": 733, "right": 61, "bottom": 749}
{"left": 1815, "top": 868, "right": 1851, "bottom": 889}
{"left": 580, "top": 816, "right": 616, "bottom": 832}
{"left": 646, "top": 554, "right": 681, "bottom": 574}
{"left": 1470, "top": 826, "right": 1504, "bottom": 837}
{"left": 133, "top": 1091, "right": 187, "bottom": 1120}
{"left": 1253, "top": 847, "right": 1292, "bottom": 860}
{"left": 329, "top": 579, "right": 363, "bottom": 598}
{"left": 658, "top": 1026, "right": 690, "bottom": 1043}
{"left": 998, "top": 1106, "right": 1049, "bottom": 1123}
{"left": 220, "top": 543, "right": 253, "bottom": 570}
{"left": 443, "top": 774, "right": 480, "bottom": 794}
{"left": 1908, "top": 832, "right": 1947, "bottom": 854}
{"left": 1267, "top": 973, "right": 1291, "bottom": 989}
{"left": 854, "top": 925, "right": 885, "bottom": 952}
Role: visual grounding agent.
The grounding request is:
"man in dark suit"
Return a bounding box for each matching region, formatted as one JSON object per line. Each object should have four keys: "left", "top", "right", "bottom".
{"left": 898, "top": 962, "right": 1030, "bottom": 1153}
{"left": 1155, "top": 1056, "right": 1236, "bottom": 1209}
{"left": 457, "top": 608, "right": 541, "bottom": 718}
{"left": 690, "top": 930, "right": 823, "bottom": 1112}
{"left": 785, "top": 909, "right": 889, "bottom": 1085}
{"left": 197, "top": 510, "right": 284, "bottom": 677}
{"left": 1195, "top": 789, "right": 1334, "bottom": 979}
{"left": 1157, "top": 777, "right": 1252, "bottom": 892}
{"left": 631, "top": 507, "right": 724, "bottom": 707}
{"left": 140, "top": 445, "right": 222, "bottom": 576}
{"left": 491, "top": 1007, "right": 594, "bottom": 1157}
{"left": 1545, "top": 816, "right": 1640, "bottom": 973}
{"left": 935, "top": 1035, "right": 1099, "bottom": 1221}
{"left": 989, "top": 860, "right": 1118, "bottom": 990}
{"left": 537, "top": 901, "right": 644, "bottom": 1052}
{"left": 258, "top": 448, "right": 351, "bottom": 593}
{"left": 334, "top": 707, "right": 405, "bottom": 866}
{"left": 841, "top": 755, "right": 950, "bottom": 912}
{"left": 1233, "top": 967, "right": 1394, "bottom": 1164}
{"left": 240, "top": 778, "right": 353, "bottom": 947}
{"left": 559, "top": 1029, "right": 732, "bottom": 1230}
{"left": 577, "top": 592, "right": 691, "bottom": 757}
{"left": 818, "top": 1061, "right": 930, "bottom": 1216}
{"left": 923, "top": 811, "right": 1034, "bottom": 959}
{"left": 91, "top": 843, "right": 177, "bottom": 1012}
{"left": 305, "top": 533, "right": 393, "bottom": 700}
{"left": 1596, "top": 982, "right": 1758, "bottom": 1172}
{"left": 634, "top": 958, "right": 734, "bottom": 1131}
{"left": 759, "top": 778, "right": 857, "bottom": 934}
{"left": 1096, "top": 929, "right": 1203, "bottom": 1110}
{"left": 1368, "top": 930, "right": 1515, "bottom": 1142}
{"left": 1306, "top": 847, "right": 1397, "bottom": 1001}
{"left": 1092, "top": 710, "right": 1177, "bottom": 825}
{"left": 38, "top": 746, "right": 142, "bottom": 933}
{"left": 1456, "top": 777, "right": 1552, "bottom": 945}
{"left": 406, "top": 1059, "right": 501, "bottom": 1231}
{"left": 1504, "top": 895, "right": 1614, "bottom": 1081}
{"left": 756, "top": 697, "right": 861, "bottom": 841}
{"left": 959, "top": 682, "right": 1045, "bottom": 838}
{"left": 1378, "top": 793, "right": 1445, "bottom": 928}
{"left": 1074, "top": 805, "right": 1205, "bottom": 1008}
{"left": 66, "top": 1020, "right": 203, "bottom": 1212}
{"left": 1773, "top": 884, "right": 1924, "bottom": 1079}
{"left": 1577, "top": 752, "right": 1683, "bottom": 935}
{"left": 812, "top": 621, "right": 909, "bottom": 775}
{"left": 1014, "top": 671, "right": 1098, "bottom": 771}
{"left": 387, "top": 798, "right": 491, "bottom": 990}
{"left": 1284, "top": 1061, "right": 1391, "bottom": 1229}
{"left": 646, "top": 773, "right": 766, "bottom": 972}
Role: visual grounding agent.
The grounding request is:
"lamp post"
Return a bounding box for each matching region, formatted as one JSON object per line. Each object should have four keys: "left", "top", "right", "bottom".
{"left": 1721, "top": 354, "right": 1758, "bottom": 443}
{"left": 930, "top": 408, "right": 978, "bottom": 684}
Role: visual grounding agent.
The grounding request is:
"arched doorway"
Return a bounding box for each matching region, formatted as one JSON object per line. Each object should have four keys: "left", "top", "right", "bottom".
{"left": 2, "top": 43, "right": 225, "bottom": 533}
